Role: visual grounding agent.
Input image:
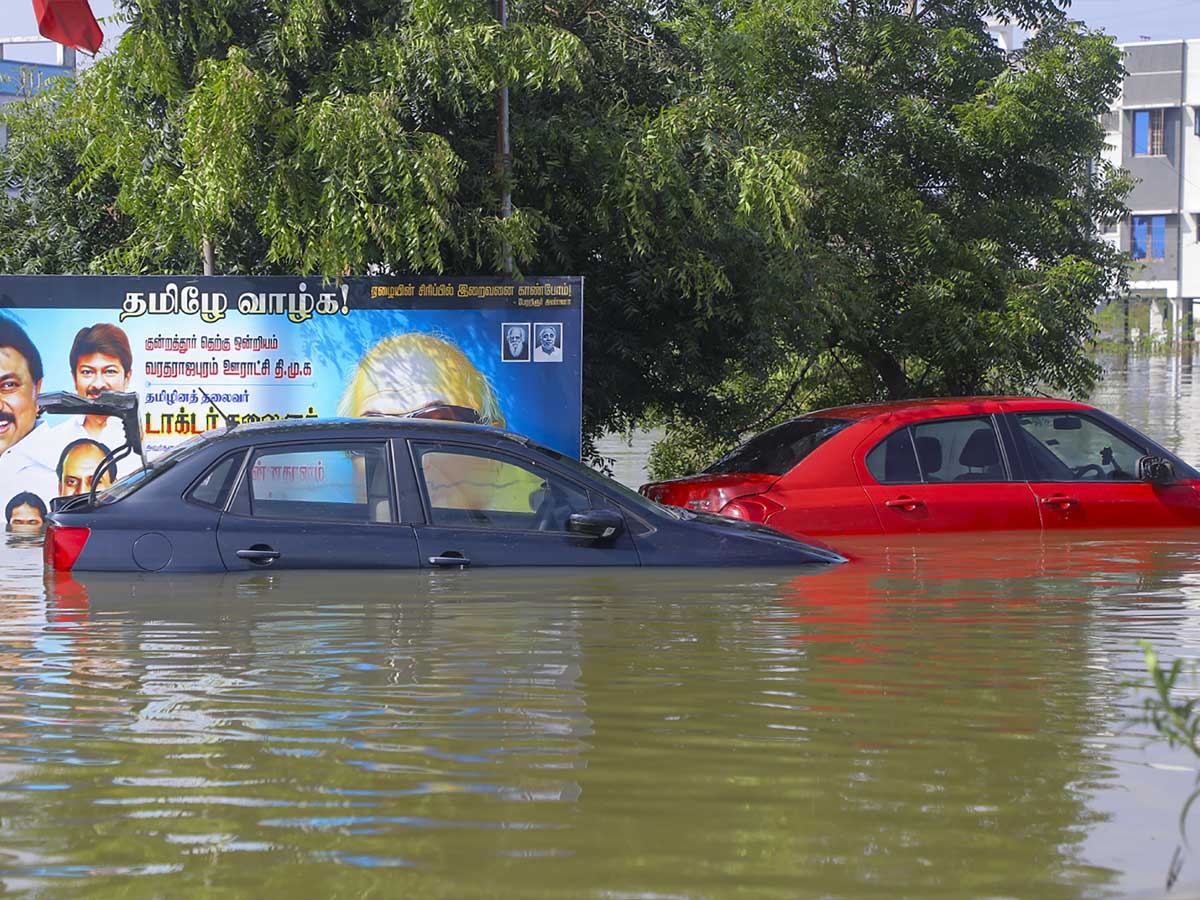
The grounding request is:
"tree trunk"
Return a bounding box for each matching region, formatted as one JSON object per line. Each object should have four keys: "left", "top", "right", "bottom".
{"left": 866, "top": 349, "right": 909, "bottom": 399}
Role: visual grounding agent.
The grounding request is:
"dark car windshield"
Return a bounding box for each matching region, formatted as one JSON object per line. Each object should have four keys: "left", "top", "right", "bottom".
{"left": 704, "top": 417, "right": 852, "bottom": 476}
{"left": 527, "top": 441, "right": 692, "bottom": 520}
{"left": 93, "top": 429, "right": 227, "bottom": 505}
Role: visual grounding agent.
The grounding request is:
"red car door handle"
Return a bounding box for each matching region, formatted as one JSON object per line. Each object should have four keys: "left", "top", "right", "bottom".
{"left": 884, "top": 496, "right": 925, "bottom": 510}
{"left": 1039, "top": 494, "right": 1078, "bottom": 508}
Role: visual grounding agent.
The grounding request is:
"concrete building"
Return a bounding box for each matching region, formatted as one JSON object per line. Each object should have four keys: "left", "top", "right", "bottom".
{"left": 1100, "top": 39, "right": 1200, "bottom": 341}
{"left": 0, "top": 36, "right": 75, "bottom": 149}
{"left": 986, "top": 18, "right": 1016, "bottom": 53}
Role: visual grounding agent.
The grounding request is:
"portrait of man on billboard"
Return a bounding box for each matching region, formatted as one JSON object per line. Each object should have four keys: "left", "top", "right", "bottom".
{"left": 47, "top": 324, "right": 140, "bottom": 477}
{"left": 502, "top": 323, "right": 530, "bottom": 362}
{"left": 57, "top": 438, "right": 116, "bottom": 497}
{"left": 533, "top": 323, "right": 563, "bottom": 363}
{"left": 5, "top": 491, "right": 47, "bottom": 533}
{"left": 0, "top": 317, "right": 58, "bottom": 504}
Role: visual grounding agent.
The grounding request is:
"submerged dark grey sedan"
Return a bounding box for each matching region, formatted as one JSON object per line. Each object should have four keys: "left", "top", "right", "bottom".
{"left": 44, "top": 417, "right": 845, "bottom": 573}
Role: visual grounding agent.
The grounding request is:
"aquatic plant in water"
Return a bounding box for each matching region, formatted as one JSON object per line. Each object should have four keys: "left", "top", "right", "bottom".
{"left": 1138, "top": 640, "right": 1200, "bottom": 890}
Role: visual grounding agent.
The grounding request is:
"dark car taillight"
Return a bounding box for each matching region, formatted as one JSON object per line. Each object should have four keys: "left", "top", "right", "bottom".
{"left": 721, "top": 494, "right": 783, "bottom": 523}
{"left": 44, "top": 526, "right": 91, "bottom": 571}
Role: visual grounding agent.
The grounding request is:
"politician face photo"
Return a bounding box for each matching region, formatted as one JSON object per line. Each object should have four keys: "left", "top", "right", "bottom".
{"left": 58, "top": 439, "right": 115, "bottom": 496}
{"left": 71, "top": 323, "right": 133, "bottom": 400}
{"left": 502, "top": 323, "right": 530, "bottom": 362}
{"left": 533, "top": 323, "right": 563, "bottom": 362}
{"left": 5, "top": 491, "right": 47, "bottom": 533}
{"left": 0, "top": 318, "right": 45, "bottom": 455}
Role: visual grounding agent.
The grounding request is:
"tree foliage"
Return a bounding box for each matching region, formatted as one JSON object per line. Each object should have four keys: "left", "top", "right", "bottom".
{"left": 0, "top": 0, "right": 1128, "bottom": 469}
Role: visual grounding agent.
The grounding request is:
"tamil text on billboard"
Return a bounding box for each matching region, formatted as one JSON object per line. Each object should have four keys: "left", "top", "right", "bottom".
{"left": 0, "top": 275, "right": 582, "bottom": 532}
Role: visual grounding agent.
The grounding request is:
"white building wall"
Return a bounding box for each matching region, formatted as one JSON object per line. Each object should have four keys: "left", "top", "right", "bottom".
{"left": 1181, "top": 214, "right": 1200, "bottom": 299}
{"left": 1184, "top": 40, "right": 1200, "bottom": 299}
{"left": 1187, "top": 38, "right": 1200, "bottom": 105}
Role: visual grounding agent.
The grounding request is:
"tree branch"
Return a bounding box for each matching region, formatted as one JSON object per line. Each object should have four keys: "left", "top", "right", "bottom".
{"left": 739, "top": 355, "right": 818, "bottom": 435}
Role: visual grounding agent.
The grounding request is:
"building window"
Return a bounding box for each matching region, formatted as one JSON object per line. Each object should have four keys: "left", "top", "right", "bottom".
{"left": 1131, "top": 215, "right": 1166, "bottom": 260}
{"left": 1134, "top": 109, "right": 1165, "bottom": 156}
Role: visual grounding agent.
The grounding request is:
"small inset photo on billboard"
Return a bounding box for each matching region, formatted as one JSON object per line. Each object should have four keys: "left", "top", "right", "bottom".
{"left": 533, "top": 323, "right": 563, "bottom": 363}
{"left": 501, "top": 322, "right": 531, "bottom": 362}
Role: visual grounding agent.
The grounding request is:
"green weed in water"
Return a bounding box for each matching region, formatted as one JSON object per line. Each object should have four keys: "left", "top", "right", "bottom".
{"left": 1138, "top": 640, "right": 1200, "bottom": 890}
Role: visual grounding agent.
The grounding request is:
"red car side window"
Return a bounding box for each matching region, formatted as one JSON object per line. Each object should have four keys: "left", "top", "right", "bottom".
{"left": 866, "top": 416, "right": 1008, "bottom": 484}
{"left": 1014, "top": 413, "right": 1144, "bottom": 482}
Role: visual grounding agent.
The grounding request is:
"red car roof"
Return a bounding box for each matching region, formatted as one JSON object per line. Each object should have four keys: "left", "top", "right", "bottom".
{"left": 808, "top": 396, "right": 1093, "bottom": 421}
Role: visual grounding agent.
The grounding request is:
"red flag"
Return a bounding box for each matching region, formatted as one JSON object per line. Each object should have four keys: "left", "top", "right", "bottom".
{"left": 32, "top": 0, "right": 104, "bottom": 55}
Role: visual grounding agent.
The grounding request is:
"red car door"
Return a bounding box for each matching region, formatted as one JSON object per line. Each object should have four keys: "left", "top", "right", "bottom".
{"left": 856, "top": 415, "right": 1042, "bottom": 533}
{"left": 1006, "top": 410, "right": 1200, "bottom": 529}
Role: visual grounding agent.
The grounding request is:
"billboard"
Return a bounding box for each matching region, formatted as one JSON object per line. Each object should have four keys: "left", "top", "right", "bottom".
{"left": 0, "top": 275, "right": 582, "bottom": 533}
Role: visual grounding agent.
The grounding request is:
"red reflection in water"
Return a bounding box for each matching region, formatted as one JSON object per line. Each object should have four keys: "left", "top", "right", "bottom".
{"left": 44, "top": 570, "right": 90, "bottom": 623}
{"left": 776, "top": 529, "right": 1200, "bottom": 675}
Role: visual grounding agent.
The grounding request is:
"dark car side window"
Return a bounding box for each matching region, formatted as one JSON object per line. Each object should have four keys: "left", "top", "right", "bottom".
{"left": 415, "top": 446, "right": 589, "bottom": 532}
{"left": 866, "top": 416, "right": 1008, "bottom": 484}
{"left": 246, "top": 442, "right": 394, "bottom": 523}
{"left": 704, "top": 418, "right": 852, "bottom": 476}
{"left": 866, "top": 430, "right": 920, "bottom": 484}
{"left": 187, "top": 452, "right": 244, "bottom": 509}
{"left": 1013, "top": 412, "right": 1145, "bottom": 482}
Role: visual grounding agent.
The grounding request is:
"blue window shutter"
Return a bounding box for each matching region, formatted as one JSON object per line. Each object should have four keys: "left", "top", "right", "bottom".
{"left": 1132, "top": 217, "right": 1148, "bottom": 259}
{"left": 1134, "top": 111, "right": 1150, "bottom": 155}
{"left": 1151, "top": 216, "right": 1166, "bottom": 259}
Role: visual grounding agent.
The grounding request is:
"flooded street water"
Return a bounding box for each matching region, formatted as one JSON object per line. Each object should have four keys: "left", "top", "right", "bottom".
{"left": 2, "top": 351, "right": 1200, "bottom": 897}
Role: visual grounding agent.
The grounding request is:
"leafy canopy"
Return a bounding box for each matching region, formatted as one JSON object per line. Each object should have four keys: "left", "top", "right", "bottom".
{"left": 0, "top": 0, "right": 1128, "bottom": 469}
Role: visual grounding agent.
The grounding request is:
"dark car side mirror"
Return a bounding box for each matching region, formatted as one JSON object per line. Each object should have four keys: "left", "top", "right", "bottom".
{"left": 1137, "top": 455, "right": 1177, "bottom": 485}
{"left": 567, "top": 509, "right": 625, "bottom": 540}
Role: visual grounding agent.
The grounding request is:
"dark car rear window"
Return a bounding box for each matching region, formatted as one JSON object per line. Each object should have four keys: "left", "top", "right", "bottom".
{"left": 704, "top": 417, "right": 852, "bottom": 476}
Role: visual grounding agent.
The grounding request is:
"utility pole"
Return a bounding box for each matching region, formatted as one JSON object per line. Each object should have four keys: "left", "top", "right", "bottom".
{"left": 202, "top": 237, "right": 215, "bottom": 275}
{"left": 495, "top": 0, "right": 513, "bottom": 275}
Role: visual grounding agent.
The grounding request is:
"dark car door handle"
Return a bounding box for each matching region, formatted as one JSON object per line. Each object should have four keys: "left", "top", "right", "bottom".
{"left": 1039, "top": 494, "right": 1078, "bottom": 508}
{"left": 429, "top": 554, "right": 471, "bottom": 568}
{"left": 236, "top": 548, "right": 281, "bottom": 561}
{"left": 884, "top": 496, "right": 925, "bottom": 510}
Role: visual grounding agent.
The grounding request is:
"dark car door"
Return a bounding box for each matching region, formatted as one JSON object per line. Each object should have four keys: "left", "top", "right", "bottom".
{"left": 408, "top": 441, "right": 640, "bottom": 567}
{"left": 858, "top": 415, "right": 1042, "bottom": 532}
{"left": 215, "top": 439, "right": 421, "bottom": 570}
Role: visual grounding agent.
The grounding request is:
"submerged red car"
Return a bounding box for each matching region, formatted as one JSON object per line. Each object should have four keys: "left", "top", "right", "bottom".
{"left": 640, "top": 398, "right": 1200, "bottom": 536}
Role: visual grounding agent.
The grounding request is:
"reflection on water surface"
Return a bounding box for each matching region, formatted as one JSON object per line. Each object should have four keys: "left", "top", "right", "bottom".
{"left": 1, "top": 530, "right": 1199, "bottom": 898}
{"left": 0, "top": 352, "right": 1199, "bottom": 897}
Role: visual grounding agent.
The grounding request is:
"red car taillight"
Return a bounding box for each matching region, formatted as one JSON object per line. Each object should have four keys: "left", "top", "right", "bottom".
{"left": 44, "top": 526, "right": 91, "bottom": 571}
{"left": 721, "top": 494, "right": 784, "bottom": 523}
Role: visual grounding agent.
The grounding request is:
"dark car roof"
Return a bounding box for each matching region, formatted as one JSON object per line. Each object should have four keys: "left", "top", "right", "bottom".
{"left": 805, "top": 396, "right": 1093, "bottom": 422}
{"left": 203, "top": 417, "right": 533, "bottom": 446}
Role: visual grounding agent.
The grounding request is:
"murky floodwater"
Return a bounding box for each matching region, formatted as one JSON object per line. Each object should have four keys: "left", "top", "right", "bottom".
{"left": 2, "top": 350, "right": 1200, "bottom": 898}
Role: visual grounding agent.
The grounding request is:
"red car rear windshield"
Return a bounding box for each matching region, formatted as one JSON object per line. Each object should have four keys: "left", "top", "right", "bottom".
{"left": 704, "top": 417, "right": 852, "bottom": 476}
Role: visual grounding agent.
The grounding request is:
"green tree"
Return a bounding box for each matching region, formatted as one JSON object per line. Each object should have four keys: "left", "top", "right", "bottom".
{"left": 0, "top": 0, "right": 1128, "bottom": 467}
{"left": 631, "top": 1, "right": 1131, "bottom": 475}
